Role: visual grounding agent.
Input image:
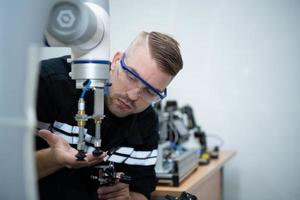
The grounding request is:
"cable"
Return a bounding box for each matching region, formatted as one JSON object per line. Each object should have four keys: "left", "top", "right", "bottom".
{"left": 206, "top": 134, "right": 225, "bottom": 148}
{"left": 80, "top": 79, "right": 92, "bottom": 98}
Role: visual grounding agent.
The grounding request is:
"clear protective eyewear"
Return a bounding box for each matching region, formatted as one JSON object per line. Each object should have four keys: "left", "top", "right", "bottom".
{"left": 119, "top": 54, "right": 167, "bottom": 103}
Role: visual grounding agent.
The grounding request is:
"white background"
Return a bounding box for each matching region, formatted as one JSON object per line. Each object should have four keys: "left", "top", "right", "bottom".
{"left": 41, "top": 0, "right": 300, "bottom": 200}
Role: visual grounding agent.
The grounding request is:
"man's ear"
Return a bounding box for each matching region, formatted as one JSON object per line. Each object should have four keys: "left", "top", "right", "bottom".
{"left": 110, "top": 51, "right": 122, "bottom": 71}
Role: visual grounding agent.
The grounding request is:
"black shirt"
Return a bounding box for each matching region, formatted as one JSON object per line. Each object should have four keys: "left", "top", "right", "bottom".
{"left": 36, "top": 56, "right": 159, "bottom": 200}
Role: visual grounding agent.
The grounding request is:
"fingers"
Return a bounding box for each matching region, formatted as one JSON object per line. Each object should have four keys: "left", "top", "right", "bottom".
{"left": 97, "top": 182, "right": 129, "bottom": 200}
{"left": 38, "top": 129, "right": 59, "bottom": 147}
{"left": 84, "top": 151, "right": 107, "bottom": 167}
{"left": 85, "top": 151, "right": 107, "bottom": 162}
{"left": 98, "top": 193, "right": 128, "bottom": 200}
{"left": 65, "top": 151, "right": 107, "bottom": 169}
{"left": 98, "top": 182, "right": 128, "bottom": 194}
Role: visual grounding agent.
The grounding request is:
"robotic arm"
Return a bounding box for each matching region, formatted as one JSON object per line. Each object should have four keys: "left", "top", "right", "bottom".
{"left": 45, "top": 0, "right": 110, "bottom": 159}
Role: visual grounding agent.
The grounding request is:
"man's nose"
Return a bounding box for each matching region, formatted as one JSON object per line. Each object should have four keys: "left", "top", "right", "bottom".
{"left": 126, "top": 87, "right": 141, "bottom": 101}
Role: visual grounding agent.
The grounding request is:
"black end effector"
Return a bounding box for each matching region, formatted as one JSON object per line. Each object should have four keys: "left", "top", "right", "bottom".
{"left": 75, "top": 150, "right": 87, "bottom": 161}
{"left": 91, "top": 162, "right": 131, "bottom": 186}
{"left": 164, "top": 191, "right": 198, "bottom": 200}
{"left": 93, "top": 147, "right": 103, "bottom": 156}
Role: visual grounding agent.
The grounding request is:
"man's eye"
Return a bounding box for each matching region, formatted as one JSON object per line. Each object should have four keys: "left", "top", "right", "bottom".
{"left": 126, "top": 72, "right": 137, "bottom": 81}
{"left": 145, "top": 88, "right": 156, "bottom": 97}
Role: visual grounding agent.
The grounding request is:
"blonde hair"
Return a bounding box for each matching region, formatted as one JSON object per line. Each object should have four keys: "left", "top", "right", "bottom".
{"left": 125, "top": 31, "right": 183, "bottom": 76}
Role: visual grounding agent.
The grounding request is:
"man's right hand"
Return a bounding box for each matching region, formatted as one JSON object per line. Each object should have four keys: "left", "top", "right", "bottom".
{"left": 36, "top": 129, "right": 107, "bottom": 179}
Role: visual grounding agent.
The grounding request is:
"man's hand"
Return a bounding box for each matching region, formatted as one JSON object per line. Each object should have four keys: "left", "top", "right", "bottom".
{"left": 97, "top": 176, "right": 130, "bottom": 200}
{"left": 36, "top": 129, "right": 107, "bottom": 178}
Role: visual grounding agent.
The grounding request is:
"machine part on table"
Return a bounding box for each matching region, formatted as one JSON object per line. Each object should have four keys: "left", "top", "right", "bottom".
{"left": 154, "top": 100, "right": 221, "bottom": 185}
{"left": 155, "top": 143, "right": 199, "bottom": 186}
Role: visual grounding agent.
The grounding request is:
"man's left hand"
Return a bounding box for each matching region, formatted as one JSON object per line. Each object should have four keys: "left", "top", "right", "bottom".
{"left": 97, "top": 178, "right": 130, "bottom": 200}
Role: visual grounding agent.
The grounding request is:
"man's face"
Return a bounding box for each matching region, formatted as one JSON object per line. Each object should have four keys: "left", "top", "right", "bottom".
{"left": 106, "top": 47, "right": 173, "bottom": 117}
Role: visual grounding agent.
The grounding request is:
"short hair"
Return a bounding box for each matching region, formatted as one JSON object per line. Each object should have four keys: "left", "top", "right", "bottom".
{"left": 125, "top": 31, "right": 183, "bottom": 76}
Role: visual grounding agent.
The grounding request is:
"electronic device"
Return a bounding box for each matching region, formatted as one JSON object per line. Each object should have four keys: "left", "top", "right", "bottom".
{"left": 154, "top": 101, "right": 199, "bottom": 186}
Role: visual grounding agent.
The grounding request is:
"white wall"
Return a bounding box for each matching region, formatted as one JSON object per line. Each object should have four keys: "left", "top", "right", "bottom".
{"left": 42, "top": 0, "right": 300, "bottom": 199}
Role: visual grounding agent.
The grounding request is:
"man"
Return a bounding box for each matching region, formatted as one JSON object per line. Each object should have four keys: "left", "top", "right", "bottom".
{"left": 36, "top": 31, "right": 183, "bottom": 200}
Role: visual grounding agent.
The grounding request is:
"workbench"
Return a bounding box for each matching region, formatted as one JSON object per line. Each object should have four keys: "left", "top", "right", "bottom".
{"left": 152, "top": 150, "right": 237, "bottom": 200}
